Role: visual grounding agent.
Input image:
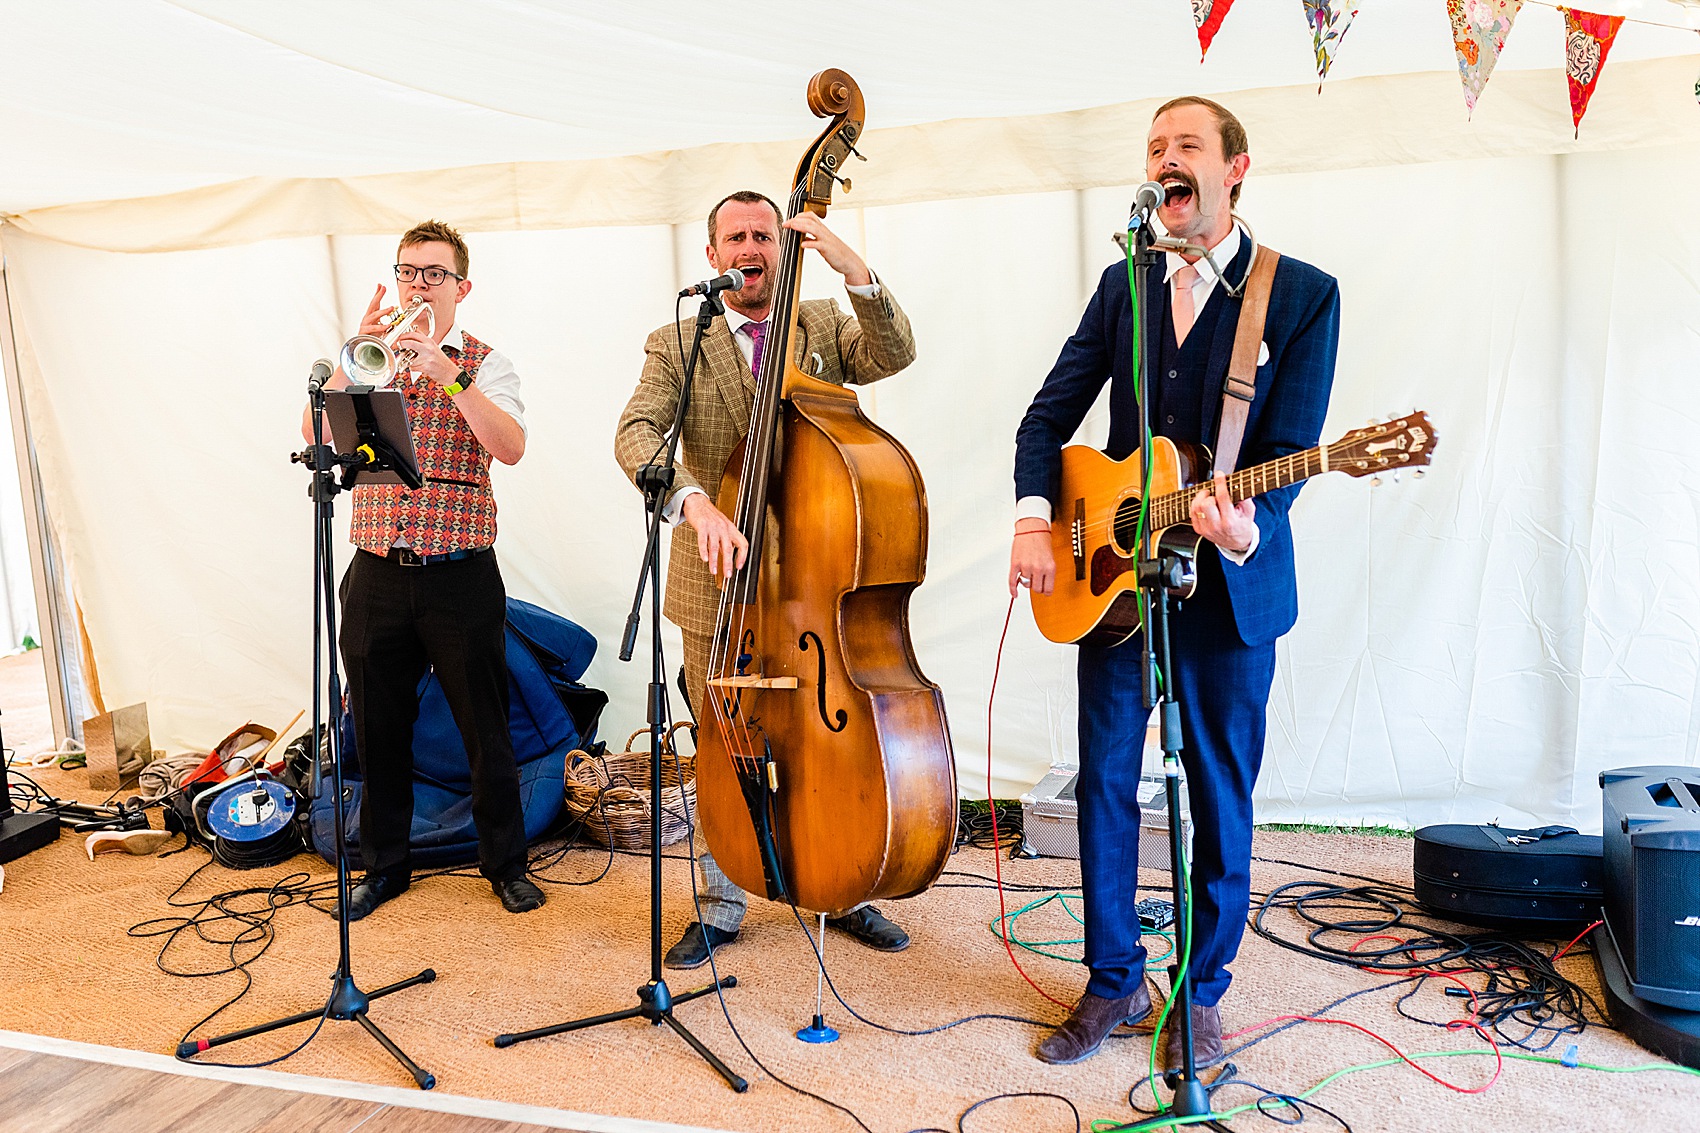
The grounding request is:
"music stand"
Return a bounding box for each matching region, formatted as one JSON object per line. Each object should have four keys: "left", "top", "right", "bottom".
{"left": 324, "top": 387, "right": 424, "bottom": 490}
{"left": 176, "top": 373, "right": 436, "bottom": 1088}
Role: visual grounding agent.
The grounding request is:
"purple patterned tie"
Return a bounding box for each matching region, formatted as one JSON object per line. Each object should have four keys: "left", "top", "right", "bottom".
{"left": 746, "top": 320, "right": 767, "bottom": 377}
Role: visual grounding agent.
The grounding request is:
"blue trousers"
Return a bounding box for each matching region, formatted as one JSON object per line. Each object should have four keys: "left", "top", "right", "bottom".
{"left": 1075, "top": 560, "right": 1275, "bottom": 1007}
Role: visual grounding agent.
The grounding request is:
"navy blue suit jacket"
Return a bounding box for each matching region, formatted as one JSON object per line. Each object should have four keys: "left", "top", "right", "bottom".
{"left": 1015, "top": 241, "right": 1340, "bottom": 647}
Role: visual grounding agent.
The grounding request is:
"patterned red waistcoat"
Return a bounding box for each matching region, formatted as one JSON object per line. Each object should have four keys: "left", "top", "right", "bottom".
{"left": 349, "top": 332, "right": 500, "bottom": 555}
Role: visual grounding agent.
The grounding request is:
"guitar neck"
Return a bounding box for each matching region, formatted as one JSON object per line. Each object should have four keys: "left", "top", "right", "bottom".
{"left": 1148, "top": 444, "right": 1331, "bottom": 530}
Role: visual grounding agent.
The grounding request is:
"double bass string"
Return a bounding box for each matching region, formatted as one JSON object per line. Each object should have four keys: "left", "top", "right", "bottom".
{"left": 705, "top": 180, "right": 812, "bottom": 778}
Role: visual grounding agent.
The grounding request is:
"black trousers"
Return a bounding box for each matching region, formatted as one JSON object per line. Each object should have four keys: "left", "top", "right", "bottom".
{"left": 338, "top": 548, "right": 527, "bottom": 882}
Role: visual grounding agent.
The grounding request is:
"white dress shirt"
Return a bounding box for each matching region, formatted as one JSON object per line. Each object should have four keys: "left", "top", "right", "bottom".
{"left": 440, "top": 325, "right": 526, "bottom": 438}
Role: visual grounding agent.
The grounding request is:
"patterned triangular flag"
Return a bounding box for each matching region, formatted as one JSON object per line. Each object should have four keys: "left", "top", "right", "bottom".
{"left": 1303, "top": 1, "right": 1360, "bottom": 92}
{"left": 1192, "top": 0, "right": 1240, "bottom": 60}
{"left": 1447, "top": 0, "right": 1525, "bottom": 116}
{"left": 1562, "top": 8, "right": 1625, "bottom": 137}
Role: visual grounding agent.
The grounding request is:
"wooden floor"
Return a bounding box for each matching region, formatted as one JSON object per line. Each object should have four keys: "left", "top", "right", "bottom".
{"left": 0, "top": 1031, "right": 711, "bottom": 1133}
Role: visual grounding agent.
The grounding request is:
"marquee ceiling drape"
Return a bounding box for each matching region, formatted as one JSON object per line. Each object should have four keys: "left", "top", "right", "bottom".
{"left": 1, "top": 0, "right": 1697, "bottom": 826}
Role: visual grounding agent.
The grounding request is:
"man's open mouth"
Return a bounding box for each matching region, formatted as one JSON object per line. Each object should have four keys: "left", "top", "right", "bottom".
{"left": 738, "top": 264, "right": 765, "bottom": 283}
{"left": 1162, "top": 178, "right": 1196, "bottom": 207}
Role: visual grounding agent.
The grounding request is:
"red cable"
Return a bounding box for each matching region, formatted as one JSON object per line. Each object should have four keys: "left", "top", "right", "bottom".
{"left": 1221, "top": 931, "right": 1507, "bottom": 1093}
{"left": 1228, "top": 1012, "right": 1504, "bottom": 1093}
{"left": 1553, "top": 919, "right": 1603, "bottom": 962}
{"left": 986, "top": 590, "right": 1074, "bottom": 1012}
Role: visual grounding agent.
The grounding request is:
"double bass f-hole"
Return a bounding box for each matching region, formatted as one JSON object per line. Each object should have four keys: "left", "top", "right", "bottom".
{"left": 799, "top": 631, "right": 848, "bottom": 733}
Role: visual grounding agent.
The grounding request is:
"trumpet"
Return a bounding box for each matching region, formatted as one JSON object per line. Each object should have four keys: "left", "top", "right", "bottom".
{"left": 339, "top": 295, "right": 436, "bottom": 387}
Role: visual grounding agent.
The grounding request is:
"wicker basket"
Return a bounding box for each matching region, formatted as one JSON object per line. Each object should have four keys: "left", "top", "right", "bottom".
{"left": 563, "top": 724, "right": 697, "bottom": 850}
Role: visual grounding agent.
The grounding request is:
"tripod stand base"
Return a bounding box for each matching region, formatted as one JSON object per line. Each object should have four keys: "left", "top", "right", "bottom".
{"left": 494, "top": 976, "right": 747, "bottom": 1092}
{"left": 177, "top": 969, "right": 439, "bottom": 1089}
{"left": 796, "top": 1014, "right": 839, "bottom": 1043}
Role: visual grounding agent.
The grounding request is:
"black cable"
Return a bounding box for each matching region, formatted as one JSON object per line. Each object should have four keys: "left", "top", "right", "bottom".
{"left": 959, "top": 1092, "right": 1081, "bottom": 1133}
{"left": 659, "top": 662, "right": 883, "bottom": 1133}
{"left": 130, "top": 852, "right": 337, "bottom": 1068}
{"left": 783, "top": 898, "right": 1157, "bottom": 1048}
{"left": 1249, "top": 874, "right": 1611, "bottom": 1050}
{"left": 954, "top": 799, "right": 1024, "bottom": 852}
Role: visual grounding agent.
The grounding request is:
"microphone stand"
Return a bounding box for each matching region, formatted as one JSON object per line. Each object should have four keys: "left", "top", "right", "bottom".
{"left": 1121, "top": 212, "right": 1218, "bottom": 1128}
{"left": 177, "top": 368, "right": 436, "bottom": 1088}
{"left": 492, "top": 291, "right": 746, "bottom": 1092}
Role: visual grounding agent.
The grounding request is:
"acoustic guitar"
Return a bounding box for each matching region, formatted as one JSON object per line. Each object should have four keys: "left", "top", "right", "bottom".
{"left": 1031, "top": 411, "right": 1437, "bottom": 646}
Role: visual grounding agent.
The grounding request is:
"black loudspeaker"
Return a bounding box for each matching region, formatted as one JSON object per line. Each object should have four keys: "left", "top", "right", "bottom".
{"left": 1600, "top": 766, "right": 1700, "bottom": 1011}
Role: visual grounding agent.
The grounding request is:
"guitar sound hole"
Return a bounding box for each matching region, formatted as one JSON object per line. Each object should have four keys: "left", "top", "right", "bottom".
{"left": 1110, "top": 497, "right": 1143, "bottom": 556}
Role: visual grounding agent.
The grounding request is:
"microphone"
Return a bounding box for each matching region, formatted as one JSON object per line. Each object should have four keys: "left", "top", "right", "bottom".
{"left": 679, "top": 268, "right": 745, "bottom": 298}
{"left": 1128, "top": 181, "right": 1165, "bottom": 228}
{"left": 307, "top": 357, "right": 334, "bottom": 394}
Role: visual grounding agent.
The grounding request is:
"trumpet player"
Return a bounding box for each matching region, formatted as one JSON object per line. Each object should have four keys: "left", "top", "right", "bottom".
{"left": 301, "top": 219, "right": 544, "bottom": 920}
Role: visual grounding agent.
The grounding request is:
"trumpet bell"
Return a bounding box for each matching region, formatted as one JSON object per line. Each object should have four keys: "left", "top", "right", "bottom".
{"left": 340, "top": 334, "right": 398, "bottom": 387}
{"left": 338, "top": 295, "right": 436, "bottom": 388}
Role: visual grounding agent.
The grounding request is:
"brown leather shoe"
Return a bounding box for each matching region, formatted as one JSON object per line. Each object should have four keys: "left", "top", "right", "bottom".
{"left": 1035, "top": 983, "right": 1153, "bottom": 1065}
{"left": 1162, "top": 1003, "right": 1226, "bottom": 1073}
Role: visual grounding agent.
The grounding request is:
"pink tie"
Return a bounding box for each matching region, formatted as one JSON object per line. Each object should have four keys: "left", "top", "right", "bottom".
{"left": 1172, "top": 264, "right": 1199, "bottom": 346}
{"left": 746, "top": 320, "right": 767, "bottom": 376}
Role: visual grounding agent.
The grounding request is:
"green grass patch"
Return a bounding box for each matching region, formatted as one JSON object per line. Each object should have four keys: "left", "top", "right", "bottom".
{"left": 1257, "top": 821, "right": 1414, "bottom": 839}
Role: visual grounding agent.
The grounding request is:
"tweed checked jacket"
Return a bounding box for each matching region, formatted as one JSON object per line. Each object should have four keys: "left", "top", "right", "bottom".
{"left": 614, "top": 286, "right": 916, "bottom": 637}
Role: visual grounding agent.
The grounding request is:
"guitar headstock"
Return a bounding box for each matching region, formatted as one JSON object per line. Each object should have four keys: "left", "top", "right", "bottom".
{"left": 1329, "top": 411, "right": 1438, "bottom": 480}
{"left": 795, "top": 69, "right": 865, "bottom": 215}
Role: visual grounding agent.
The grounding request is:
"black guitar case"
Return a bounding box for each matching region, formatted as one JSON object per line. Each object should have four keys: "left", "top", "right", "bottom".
{"left": 1412, "top": 824, "right": 1603, "bottom": 934}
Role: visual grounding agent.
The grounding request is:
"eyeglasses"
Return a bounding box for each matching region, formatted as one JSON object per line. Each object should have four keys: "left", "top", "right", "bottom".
{"left": 393, "top": 264, "right": 464, "bottom": 286}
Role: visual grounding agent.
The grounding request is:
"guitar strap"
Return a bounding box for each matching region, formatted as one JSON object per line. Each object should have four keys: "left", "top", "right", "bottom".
{"left": 1212, "top": 245, "right": 1281, "bottom": 477}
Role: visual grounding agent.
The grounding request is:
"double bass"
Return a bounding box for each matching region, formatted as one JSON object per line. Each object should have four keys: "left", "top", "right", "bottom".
{"left": 695, "top": 69, "right": 957, "bottom": 916}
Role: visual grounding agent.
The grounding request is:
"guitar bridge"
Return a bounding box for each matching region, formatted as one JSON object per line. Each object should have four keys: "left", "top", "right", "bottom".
{"left": 1072, "top": 498, "right": 1086, "bottom": 581}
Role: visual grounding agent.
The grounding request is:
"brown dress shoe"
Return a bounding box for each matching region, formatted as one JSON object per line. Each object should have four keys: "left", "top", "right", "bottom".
{"left": 1162, "top": 1002, "right": 1226, "bottom": 1073}
{"left": 1035, "top": 983, "right": 1153, "bottom": 1065}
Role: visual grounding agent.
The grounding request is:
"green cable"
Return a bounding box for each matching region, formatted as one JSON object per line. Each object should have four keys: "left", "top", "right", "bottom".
{"left": 1089, "top": 1044, "right": 1700, "bottom": 1130}
{"left": 1144, "top": 800, "right": 1194, "bottom": 1108}
{"left": 1124, "top": 229, "right": 1164, "bottom": 701}
{"left": 989, "top": 892, "right": 1176, "bottom": 965}
{"left": 1125, "top": 233, "right": 1157, "bottom": 594}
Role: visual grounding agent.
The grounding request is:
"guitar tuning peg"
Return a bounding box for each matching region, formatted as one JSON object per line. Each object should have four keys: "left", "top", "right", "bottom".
{"left": 1370, "top": 475, "right": 1383, "bottom": 486}
{"left": 1367, "top": 417, "right": 1379, "bottom": 426}
{"left": 1412, "top": 468, "right": 1426, "bottom": 479}
{"left": 848, "top": 144, "right": 868, "bottom": 162}
{"left": 1391, "top": 470, "right": 1401, "bottom": 484}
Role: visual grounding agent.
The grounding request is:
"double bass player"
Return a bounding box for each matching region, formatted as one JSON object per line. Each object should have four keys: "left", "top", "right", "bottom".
{"left": 614, "top": 189, "right": 920, "bottom": 969}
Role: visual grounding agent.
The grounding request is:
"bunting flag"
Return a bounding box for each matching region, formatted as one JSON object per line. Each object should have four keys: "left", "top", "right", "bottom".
{"left": 1302, "top": 1, "right": 1359, "bottom": 91}
{"left": 1447, "top": 0, "right": 1524, "bottom": 116}
{"left": 1191, "top": 0, "right": 1240, "bottom": 59}
{"left": 1562, "top": 8, "right": 1626, "bottom": 137}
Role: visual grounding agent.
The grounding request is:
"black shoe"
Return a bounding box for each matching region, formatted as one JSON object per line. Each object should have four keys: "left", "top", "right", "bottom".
{"left": 826, "top": 905, "right": 910, "bottom": 952}
{"left": 338, "top": 872, "right": 410, "bottom": 922}
{"left": 664, "top": 921, "right": 739, "bottom": 970}
{"left": 492, "top": 876, "right": 546, "bottom": 913}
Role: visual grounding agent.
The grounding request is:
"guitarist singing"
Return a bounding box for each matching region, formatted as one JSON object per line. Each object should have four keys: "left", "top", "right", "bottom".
{"left": 1011, "top": 97, "right": 1340, "bottom": 1068}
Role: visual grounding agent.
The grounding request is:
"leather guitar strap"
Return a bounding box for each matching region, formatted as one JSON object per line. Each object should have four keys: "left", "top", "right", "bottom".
{"left": 1212, "top": 245, "right": 1281, "bottom": 477}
